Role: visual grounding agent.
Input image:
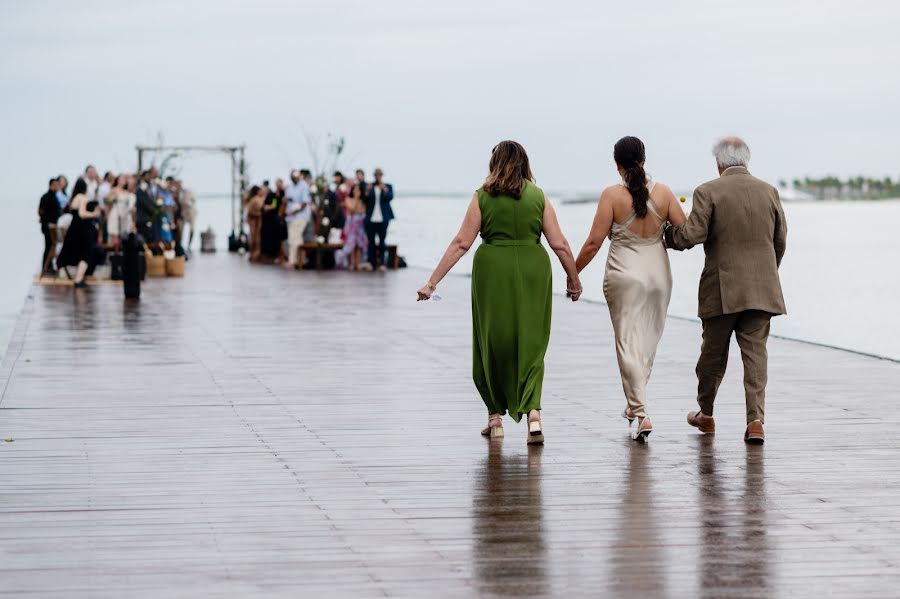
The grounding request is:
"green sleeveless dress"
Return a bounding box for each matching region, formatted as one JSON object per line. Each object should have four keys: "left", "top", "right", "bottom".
{"left": 472, "top": 181, "right": 552, "bottom": 422}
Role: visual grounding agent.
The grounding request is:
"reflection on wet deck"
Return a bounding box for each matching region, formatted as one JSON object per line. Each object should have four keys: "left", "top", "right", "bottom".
{"left": 1, "top": 254, "right": 898, "bottom": 597}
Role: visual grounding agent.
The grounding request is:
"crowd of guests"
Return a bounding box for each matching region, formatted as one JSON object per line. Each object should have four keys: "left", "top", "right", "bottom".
{"left": 38, "top": 165, "right": 196, "bottom": 286}
{"left": 244, "top": 167, "right": 395, "bottom": 271}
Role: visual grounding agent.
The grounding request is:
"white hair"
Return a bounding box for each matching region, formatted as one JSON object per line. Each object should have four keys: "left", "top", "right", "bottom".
{"left": 712, "top": 136, "right": 751, "bottom": 168}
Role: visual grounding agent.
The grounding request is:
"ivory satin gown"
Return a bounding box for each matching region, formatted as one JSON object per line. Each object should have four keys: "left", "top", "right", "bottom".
{"left": 602, "top": 182, "right": 673, "bottom": 419}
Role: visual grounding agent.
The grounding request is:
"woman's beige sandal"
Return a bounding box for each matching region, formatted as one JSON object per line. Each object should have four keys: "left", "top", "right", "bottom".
{"left": 480, "top": 414, "right": 504, "bottom": 439}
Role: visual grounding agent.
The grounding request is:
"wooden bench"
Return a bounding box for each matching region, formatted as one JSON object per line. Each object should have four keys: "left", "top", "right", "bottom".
{"left": 297, "top": 243, "right": 400, "bottom": 271}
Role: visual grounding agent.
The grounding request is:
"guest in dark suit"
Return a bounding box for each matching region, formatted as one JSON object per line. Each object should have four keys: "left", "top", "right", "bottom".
{"left": 354, "top": 169, "right": 369, "bottom": 198}
{"left": 259, "top": 180, "right": 282, "bottom": 262}
{"left": 38, "top": 177, "right": 62, "bottom": 274}
{"left": 364, "top": 168, "right": 394, "bottom": 271}
{"left": 325, "top": 171, "right": 348, "bottom": 233}
{"left": 135, "top": 170, "right": 158, "bottom": 242}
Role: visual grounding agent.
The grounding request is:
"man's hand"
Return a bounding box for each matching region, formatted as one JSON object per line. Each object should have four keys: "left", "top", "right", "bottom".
{"left": 663, "top": 225, "right": 676, "bottom": 249}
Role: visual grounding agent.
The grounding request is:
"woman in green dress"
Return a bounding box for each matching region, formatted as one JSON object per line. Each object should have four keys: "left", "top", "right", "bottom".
{"left": 417, "top": 141, "right": 582, "bottom": 444}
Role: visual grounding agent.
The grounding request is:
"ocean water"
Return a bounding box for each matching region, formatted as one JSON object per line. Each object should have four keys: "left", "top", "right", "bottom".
{"left": 1, "top": 199, "right": 44, "bottom": 359}
{"left": 389, "top": 195, "right": 900, "bottom": 362}
{"left": 3, "top": 194, "right": 898, "bottom": 362}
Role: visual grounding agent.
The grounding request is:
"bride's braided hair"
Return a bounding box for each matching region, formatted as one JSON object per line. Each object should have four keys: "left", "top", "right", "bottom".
{"left": 614, "top": 136, "right": 649, "bottom": 218}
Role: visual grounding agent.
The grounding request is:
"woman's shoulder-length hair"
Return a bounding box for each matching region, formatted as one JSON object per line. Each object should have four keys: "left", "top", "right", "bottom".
{"left": 483, "top": 140, "right": 534, "bottom": 200}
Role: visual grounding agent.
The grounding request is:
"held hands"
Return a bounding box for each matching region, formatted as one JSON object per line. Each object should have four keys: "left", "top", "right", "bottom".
{"left": 419, "top": 278, "right": 582, "bottom": 302}
{"left": 566, "top": 276, "right": 583, "bottom": 302}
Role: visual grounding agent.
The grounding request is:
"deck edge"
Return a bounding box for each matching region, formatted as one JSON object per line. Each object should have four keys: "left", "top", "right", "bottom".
{"left": 0, "top": 288, "right": 35, "bottom": 408}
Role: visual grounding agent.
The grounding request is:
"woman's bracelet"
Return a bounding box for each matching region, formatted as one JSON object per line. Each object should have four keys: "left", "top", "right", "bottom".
{"left": 426, "top": 280, "right": 437, "bottom": 291}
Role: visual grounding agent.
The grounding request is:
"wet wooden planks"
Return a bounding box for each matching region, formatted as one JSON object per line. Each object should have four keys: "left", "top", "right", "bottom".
{"left": 1, "top": 253, "right": 899, "bottom": 598}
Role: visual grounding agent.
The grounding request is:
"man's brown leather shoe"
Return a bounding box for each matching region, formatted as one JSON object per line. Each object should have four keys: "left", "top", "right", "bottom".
{"left": 687, "top": 411, "right": 715, "bottom": 433}
{"left": 744, "top": 420, "right": 765, "bottom": 444}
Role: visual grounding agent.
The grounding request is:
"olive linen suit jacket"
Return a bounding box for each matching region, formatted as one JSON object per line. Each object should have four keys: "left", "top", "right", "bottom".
{"left": 665, "top": 166, "right": 787, "bottom": 319}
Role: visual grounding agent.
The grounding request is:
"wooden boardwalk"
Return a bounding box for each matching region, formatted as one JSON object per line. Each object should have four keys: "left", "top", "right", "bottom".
{"left": 1, "top": 254, "right": 899, "bottom": 598}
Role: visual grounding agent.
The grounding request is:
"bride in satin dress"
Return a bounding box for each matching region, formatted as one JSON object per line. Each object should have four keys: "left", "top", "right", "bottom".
{"left": 574, "top": 136, "right": 686, "bottom": 441}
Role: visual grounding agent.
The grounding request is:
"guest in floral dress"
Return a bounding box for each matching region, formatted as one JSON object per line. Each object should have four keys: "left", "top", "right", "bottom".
{"left": 337, "top": 184, "right": 368, "bottom": 271}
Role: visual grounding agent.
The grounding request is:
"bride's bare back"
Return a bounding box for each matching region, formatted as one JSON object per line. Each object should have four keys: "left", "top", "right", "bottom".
{"left": 574, "top": 180, "right": 686, "bottom": 273}
{"left": 608, "top": 182, "right": 685, "bottom": 238}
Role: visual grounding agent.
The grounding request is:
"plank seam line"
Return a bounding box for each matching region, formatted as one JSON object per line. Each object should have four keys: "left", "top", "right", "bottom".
{"left": 190, "top": 324, "right": 395, "bottom": 592}
{"left": 195, "top": 321, "right": 454, "bottom": 569}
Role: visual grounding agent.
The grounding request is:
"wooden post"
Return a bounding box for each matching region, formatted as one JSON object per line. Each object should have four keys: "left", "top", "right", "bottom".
{"left": 230, "top": 151, "right": 237, "bottom": 240}
{"left": 238, "top": 146, "right": 246, "bottom": 234}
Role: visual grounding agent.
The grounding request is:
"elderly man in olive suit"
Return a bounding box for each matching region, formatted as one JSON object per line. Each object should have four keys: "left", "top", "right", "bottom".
{"left": 665, "top": 136, "right": 787, "bottom": 444}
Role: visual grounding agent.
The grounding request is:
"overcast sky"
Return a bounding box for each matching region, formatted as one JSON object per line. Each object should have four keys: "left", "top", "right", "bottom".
{"left": 2, "top": 0, "right": 899, "bottom": 198}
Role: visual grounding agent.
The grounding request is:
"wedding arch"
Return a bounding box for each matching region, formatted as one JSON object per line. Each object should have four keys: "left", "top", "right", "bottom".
{"left": 135, "top": 144, "right": 247, "bottom": 248}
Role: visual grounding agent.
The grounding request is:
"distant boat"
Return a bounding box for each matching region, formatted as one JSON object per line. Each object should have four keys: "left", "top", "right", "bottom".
{"left": 559, "top": 194, "right": 597, "bottom": 205}
{"left": 777, "top": 185, "right": 817, "bottom": 202}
